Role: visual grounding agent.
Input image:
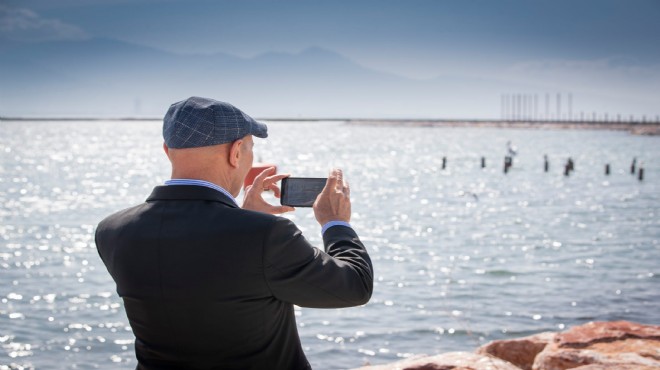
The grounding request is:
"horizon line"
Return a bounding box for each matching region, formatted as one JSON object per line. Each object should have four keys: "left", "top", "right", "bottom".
{"left": 1, "top": 116, "right": 659, "bottom": 125}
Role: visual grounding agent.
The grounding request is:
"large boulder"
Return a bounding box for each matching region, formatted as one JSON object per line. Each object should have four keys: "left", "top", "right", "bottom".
{"left": 477, "top": 332, "right": 555, "bottom": 370}
{"left": 353, "top": 351, "right": 521, "bottom": 370}
{"left": 532, "top": 321, "right": 660, "bottom": 370}
{"left": 555, "top": 320, "right": 660, "bottom": 348}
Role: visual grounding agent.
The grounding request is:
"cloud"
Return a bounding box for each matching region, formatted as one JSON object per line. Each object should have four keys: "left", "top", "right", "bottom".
{"left": 0, "top": 4, "right": 89, "bottom": 42}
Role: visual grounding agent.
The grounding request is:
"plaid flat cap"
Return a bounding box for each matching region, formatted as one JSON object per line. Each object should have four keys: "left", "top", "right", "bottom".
{"left": 163, "top": 96, "right": 268, "bottom": 149}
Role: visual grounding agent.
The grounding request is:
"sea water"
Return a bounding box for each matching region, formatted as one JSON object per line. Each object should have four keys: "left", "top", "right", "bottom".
{"left": 1, "top": 120, "right": 659, "bottom": 369}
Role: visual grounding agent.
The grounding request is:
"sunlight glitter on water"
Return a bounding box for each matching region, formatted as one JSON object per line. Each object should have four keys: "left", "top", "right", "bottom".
{"left": 1, "top": 121, "right": 659, "bottom": 369}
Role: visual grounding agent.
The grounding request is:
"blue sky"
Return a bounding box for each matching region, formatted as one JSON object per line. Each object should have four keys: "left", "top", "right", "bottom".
{"left": 1, "top": 0, "right": 659, "bottom": 118}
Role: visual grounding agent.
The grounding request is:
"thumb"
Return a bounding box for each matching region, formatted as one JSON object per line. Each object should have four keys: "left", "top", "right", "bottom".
{"left": 272, "top": 205, "right": 295, "bottom": 214}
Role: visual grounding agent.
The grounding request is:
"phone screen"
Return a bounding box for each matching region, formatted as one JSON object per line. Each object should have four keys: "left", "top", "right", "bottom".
{"left": 280, "top": 177, "right": 327, "bottom": 207}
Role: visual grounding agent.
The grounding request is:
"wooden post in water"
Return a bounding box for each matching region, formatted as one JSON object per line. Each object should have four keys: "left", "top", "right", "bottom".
{"left": 631, "top": 158, "right": 636, "bottom": 175}
{"left": 442, "top": 157, "right": 447, "bottom": 170}
{"left": 505, "top": 156, "right": 513, "bottom": 173}
{"left": 605, "top": 164, "right": 610, "bottom": 175}
{"left": 564, "top": 157, "right": 574, "bottom": 176}
{"left": 481, "top": 157, "right": 486, "bottom": 168}
{"left": 638, "top": 167, "right": 644, "bottom": 181}
{"left": 544, "top": 155, "right": 549, "bottom": 172}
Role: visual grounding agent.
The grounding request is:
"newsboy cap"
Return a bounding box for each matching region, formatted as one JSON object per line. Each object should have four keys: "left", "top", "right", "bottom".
{"left": 163, "top": 96, "right": 268, "bottom": 149}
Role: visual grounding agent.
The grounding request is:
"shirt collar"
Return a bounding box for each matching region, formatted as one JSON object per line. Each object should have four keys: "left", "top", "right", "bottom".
{"left": 164, "top": 179, "right": 238, "bottom": 206}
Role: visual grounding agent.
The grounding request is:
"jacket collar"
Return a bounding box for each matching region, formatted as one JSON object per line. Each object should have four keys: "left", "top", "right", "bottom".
{"left": 146, "top": 185, "right": 239, "bottom": 208}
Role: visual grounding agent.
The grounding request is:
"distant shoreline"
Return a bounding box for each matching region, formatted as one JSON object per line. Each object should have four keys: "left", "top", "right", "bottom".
{"left": 346, "top": 119, "right": 660, "bottom": 136}
{"left": 2, "top": 116, "right": 659, "bottom": 135}
{"left": 0, "top": 117, "right": 163, "bottom": 122}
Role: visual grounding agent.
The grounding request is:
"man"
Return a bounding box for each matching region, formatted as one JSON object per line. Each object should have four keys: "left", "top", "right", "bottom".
{"left": 95, "top": 96, "right": 373, "bottom": 370}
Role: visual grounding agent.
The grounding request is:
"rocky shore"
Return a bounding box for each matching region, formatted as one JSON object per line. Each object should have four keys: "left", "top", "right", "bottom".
{"left": 354, "top": 321, "right": 660, "bottom": 370}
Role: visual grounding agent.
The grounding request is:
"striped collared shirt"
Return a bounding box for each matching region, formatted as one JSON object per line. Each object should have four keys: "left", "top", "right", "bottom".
{"left": 164, "top": 179, "right": 238, "bottom": 206}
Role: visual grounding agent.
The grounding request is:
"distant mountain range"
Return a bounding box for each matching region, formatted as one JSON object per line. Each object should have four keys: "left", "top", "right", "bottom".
{"left": 0, "top": 37, "right": 629, "bottom": 119}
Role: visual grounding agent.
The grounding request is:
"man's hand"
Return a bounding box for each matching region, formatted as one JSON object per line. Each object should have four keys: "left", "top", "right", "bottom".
{"left": 313, "top": 168, "right": 351, "bottom": 226}
{"left": 242, "top": 167, "right": 295, "bottom": 215}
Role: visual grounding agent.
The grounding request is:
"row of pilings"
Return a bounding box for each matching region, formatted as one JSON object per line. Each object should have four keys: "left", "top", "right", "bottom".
{"left": 438, "top": 156, "right": 646, "bottom": 181}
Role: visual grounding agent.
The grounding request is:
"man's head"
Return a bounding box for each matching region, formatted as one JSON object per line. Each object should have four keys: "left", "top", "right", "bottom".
{"left": 162, "top": 97, "right": 267, "bottom": 196}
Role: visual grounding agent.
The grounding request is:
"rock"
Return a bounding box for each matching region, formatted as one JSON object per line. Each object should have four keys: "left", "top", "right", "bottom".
{"left": 555, "top": 320, "right": 660, "bottom": 348}
{"left": 353, "top": 351, "right": 521, "bottom": 370}
{"left": 630, "top": 125, "right": 660, "bottom": 136}
{"left": 477, "top": 332, "right": 555, "bottom": 370}
{"left": 572, "top": 364, "right": 658, "bottom": 370}
{"left": 355, "top": 322, "right": 660, "bottom": 370}
{"left": 532, "top": 321, "right": 660, "bottom": 370}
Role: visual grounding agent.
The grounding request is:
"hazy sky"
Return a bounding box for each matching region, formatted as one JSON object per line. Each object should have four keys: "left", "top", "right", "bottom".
{"left": 4, "top": 0, "right": 659, "bottom": 76}
{"left": 1, "top": 0, "right": 659, "bottom": 118}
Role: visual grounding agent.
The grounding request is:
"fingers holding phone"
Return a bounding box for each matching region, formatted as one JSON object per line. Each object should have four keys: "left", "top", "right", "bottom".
{"left": 313, "top": 168, "right": 351, "bottom": 226}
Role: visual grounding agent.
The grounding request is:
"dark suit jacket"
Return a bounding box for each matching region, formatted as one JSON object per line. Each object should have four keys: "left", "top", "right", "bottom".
{"left": 95, "top": 185, "right": 373, "bottom": 370}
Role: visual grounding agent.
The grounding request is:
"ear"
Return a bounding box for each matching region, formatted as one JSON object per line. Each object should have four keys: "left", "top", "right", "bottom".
{"left": 228, "top": 139, "right": 243, "bottom": 168}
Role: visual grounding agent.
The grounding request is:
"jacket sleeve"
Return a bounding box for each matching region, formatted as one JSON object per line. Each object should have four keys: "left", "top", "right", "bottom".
{"left": 263, "top": 217, "right": 373, "bottom": 308}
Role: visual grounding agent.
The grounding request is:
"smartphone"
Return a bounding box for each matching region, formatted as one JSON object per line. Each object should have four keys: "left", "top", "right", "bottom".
{"left": 280, "top": 177, "right": 327, "bottom": 207}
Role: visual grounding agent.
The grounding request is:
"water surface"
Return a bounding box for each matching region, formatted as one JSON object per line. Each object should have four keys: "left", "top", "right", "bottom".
{"left": 1, "top": 121, "right": 658, "bottom": 369}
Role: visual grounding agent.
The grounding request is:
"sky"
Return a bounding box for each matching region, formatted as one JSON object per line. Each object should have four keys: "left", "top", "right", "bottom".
{"left": 1, "top": 0, "right": 659, "bottom": 118}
